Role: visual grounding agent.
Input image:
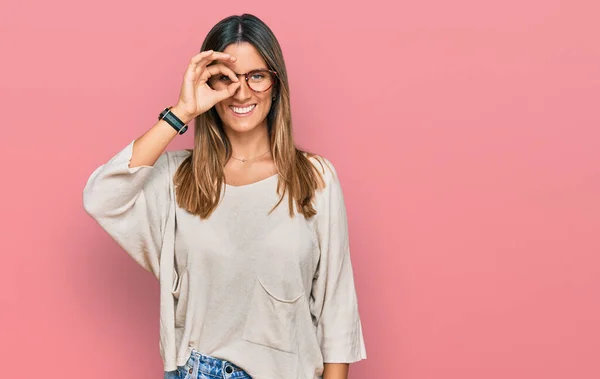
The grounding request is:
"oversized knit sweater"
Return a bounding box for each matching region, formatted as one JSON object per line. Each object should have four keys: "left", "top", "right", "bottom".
{"left": 82, "top": 140, "right": 367, "bottom": 378}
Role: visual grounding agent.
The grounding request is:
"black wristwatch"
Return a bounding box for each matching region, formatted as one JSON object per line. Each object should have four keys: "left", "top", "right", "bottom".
{"left": 159, "top": 106, "right": 189, "bottom": 135}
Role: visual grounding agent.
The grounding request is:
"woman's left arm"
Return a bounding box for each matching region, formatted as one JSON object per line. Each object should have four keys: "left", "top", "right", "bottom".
{"left": 323, "top": 363, "right": 350, "bottom": 379}
{"left": 309, "top": 157, "right": 367, "bottom": 370}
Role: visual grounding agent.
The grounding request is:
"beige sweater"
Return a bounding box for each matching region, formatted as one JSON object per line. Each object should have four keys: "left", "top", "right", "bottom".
{"left": 82, "top": 140, "right": 367, "bottom": 378}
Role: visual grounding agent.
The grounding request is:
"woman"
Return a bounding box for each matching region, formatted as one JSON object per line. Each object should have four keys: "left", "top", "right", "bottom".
{"left": 83, "top": 13, "right": 366, "bottom": 379}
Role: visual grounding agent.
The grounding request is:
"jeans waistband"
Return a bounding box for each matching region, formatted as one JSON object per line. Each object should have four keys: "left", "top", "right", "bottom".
{"left": 183, "top": 349, "right": 248, "bottom": 378}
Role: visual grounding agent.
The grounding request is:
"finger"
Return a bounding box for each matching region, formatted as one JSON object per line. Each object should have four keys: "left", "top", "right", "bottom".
{"left": 194, "top": 64, "right": 204, "bottom": 85}
{"left": 205, "top": 64, "right": 240, "bottom": 83}
{"left": 215, "top": 81, "right": 241, "bottom": 102}
{"left": 194, "top": 63, "right": 237, "bottom": 87}
{"left": 184, "top": 50, "right": 214, "bottom": 81}
{"left": 190, "top": 50, "right": 236, "bottom": 70}
{"left": 186, "top": 52, "right": 236, "bottom": 83}
{"left": 183, "top": 56, "right": 209, "bottom": 82}
{"left": 190, "top": 50, "right": 236, "bottom": 63}
{"left": 190, "top": 49, "right": 214, "bottom": 62}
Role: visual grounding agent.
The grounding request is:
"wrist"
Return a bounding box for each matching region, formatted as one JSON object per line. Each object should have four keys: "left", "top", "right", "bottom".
{"left": 170, "top": 104, "right": 195, "bottom": 125}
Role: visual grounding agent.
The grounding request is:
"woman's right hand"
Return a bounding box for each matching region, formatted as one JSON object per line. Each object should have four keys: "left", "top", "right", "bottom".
{"left": 172, "top": 50, "right": 242, "bottom": 123}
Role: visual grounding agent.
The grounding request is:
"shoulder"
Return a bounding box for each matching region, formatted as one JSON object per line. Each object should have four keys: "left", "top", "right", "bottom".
{"left": 305, "top": 153, "right": 341, "bottom": 188}
{"left": 304, "top": 153, "right": 337, "bottom": 181}
{"left": 304, "top": 153, "right": 345, "bottom": 212}
{"left": 304, "top": 153, "right": 348, "bottom": 222}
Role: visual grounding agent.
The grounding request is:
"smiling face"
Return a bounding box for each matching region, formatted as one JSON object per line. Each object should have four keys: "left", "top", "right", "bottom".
{"left": 213, "top": 42, "right": 275, "bottom": 134}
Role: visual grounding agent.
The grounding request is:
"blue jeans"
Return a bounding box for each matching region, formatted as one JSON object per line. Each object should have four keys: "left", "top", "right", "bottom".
{"left": 164, "top": 349, "right": 251, "bottom": 379}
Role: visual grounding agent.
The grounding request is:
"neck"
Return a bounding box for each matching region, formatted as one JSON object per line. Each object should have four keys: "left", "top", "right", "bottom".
{"left": 225, "top": 123, "right": 271, "bottom": 161}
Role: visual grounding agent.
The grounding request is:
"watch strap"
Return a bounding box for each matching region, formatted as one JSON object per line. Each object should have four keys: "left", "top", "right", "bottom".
{"left": 159, "top": 106, "right": 189, "bottom": 135}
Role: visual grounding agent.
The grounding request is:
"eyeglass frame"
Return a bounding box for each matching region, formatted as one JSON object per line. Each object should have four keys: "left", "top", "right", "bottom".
{"left": 208, "top": 68, "right": 279, "bottom": 93}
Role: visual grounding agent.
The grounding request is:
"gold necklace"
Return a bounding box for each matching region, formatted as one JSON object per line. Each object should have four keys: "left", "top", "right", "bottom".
{"left": 231, "top": 149, "right": 271, "bottom": 163}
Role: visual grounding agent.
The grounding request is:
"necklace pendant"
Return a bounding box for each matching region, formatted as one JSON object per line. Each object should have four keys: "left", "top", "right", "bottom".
{"left": 241, "top": 158, "right": 247, "bottom": 163}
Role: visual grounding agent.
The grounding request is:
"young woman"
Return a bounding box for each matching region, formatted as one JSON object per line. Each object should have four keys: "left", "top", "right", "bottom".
{"left": 83, "top": 13, "right": 366, "bottom": 379}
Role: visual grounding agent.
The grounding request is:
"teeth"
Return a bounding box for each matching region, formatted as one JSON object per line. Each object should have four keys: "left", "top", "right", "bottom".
{"left": 230, "top": 104, "right": 256, "bottom": 114}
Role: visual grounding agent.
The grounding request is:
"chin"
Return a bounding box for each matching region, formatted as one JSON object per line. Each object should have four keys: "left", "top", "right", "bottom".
{"left": 226, "top": 121, "right": 263, "bottom": 133}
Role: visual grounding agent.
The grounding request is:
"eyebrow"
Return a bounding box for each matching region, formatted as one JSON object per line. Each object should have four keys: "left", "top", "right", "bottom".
{"left": 232, "top": 68, "right": 270, "bottom": 75}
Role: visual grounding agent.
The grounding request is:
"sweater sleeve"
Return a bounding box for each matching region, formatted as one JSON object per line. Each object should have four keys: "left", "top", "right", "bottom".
{"left": 309, "top": 157, "right": 367, "bottom": 363}
{"left": 82, "top": 139, "right": 172, "bottom": 279}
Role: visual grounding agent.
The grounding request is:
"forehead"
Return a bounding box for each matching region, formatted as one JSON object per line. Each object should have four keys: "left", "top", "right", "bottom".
{"left": 222, "top": 42, "right": 268, "bottom": 73}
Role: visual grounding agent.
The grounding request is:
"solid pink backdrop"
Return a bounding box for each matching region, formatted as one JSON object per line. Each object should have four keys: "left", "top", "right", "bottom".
{"left": 1, "top": 0, "right": 598, "bottom": 378}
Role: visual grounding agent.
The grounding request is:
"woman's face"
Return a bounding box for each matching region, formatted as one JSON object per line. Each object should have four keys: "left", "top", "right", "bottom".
{"left": 213, "top": 42, "right": 274, "bottom": 134}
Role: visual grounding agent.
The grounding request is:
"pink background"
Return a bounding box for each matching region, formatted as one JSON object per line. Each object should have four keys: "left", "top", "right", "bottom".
{"left": 1, "top": 0, "right": 599, "bottom": 378}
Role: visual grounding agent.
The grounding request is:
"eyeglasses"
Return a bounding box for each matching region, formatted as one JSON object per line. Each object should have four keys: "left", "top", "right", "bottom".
{"left": 208, "top": 68, "right": 278, "bottom": 93}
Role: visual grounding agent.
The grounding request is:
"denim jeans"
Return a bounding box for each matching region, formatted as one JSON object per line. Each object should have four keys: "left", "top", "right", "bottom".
{"left": 164, "top": 349, "right": 251, "bottom": 379}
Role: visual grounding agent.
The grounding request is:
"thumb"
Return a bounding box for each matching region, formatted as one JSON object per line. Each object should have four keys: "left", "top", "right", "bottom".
{"left": 216, "top": 81, "right": 241, "bottom": 102}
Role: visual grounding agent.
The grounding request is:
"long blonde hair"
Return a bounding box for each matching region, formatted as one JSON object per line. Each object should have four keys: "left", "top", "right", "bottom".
{"left": 173, "top": 14, "right": 326, "bottom": 220}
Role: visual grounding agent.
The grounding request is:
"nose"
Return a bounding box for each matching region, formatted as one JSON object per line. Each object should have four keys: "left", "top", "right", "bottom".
{"left": 233, "top": 74, "right": 252, "bottom": 101}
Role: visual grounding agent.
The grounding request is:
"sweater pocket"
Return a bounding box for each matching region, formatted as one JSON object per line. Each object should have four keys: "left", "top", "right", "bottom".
{"left": 171, "top": 267, "right": 182, "bottom": 299}
{"left": 171, "top": 267, "right": 188, "bottom": 328}
{"left": 241, "top": 274, "right": 305, "bottom": 354}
